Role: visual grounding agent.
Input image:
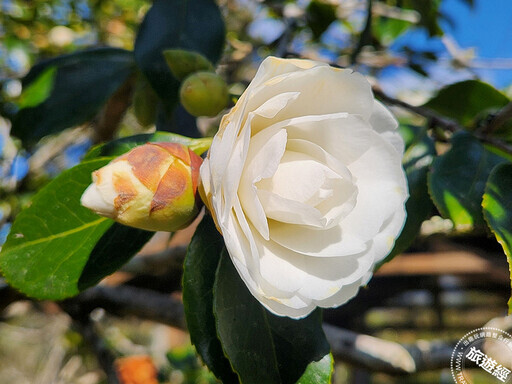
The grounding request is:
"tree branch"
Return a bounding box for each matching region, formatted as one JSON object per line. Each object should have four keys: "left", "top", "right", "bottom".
{"left": 62, "top": 284, "right": 454, "bottom": 375}
{"left": 323, "top": 324, "right": 455, "bottom": 375}
{"left": 120, "top": 245, "right": 187, "bottom": 276}
{"left": 371, "top": 87, "right": 462, "bottom": 133}
{"left": 351, "top": 0, "right": 373, "bottom": 65}
{"left": 63, "top": 285, "right": 187, "bottom": 330}
{"left": 484, "top": 101, "right": 512, "bottom": 135}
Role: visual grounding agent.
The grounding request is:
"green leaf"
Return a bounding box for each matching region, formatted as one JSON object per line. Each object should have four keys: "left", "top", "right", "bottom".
{"left": 428, "top": 132, "right": 510, "bottom": 231}
{"left": 83, "top": 131, "right": 212, "bottom": 161}
{"left": 482, "top": 163, "right": 512, "bottom": 313}
{"left": 423, "top": 80, "right": 509, "bottom": 127}
{"left": 0, "top": 158, "right": 152, "bottom": 299}
{"left": 296, "top": 354, "right": 333, "bottom": 384}
{"left": 213, "top": 251, "right": 331, "bottom": 384}
{"left": 77, "top": 223, "right": 153, "bottom": 291}
{"left": 12, "top": 48, "right": 136, "bottom": 145}
{"left": 397, "top": 0, "right": 443, "bottom": 36}
{"left": 16, "top": 66, "right": 57, "bottom": 109}
{"left": 134, "top": 0, "right": 225, "bottom": 110}
{"left": 373, "top": 17, "right": 414, "bottom": 46}
{"left": 306, "top": 0, "right": 337, "bottom": 39}
{"left": 133, "top": 75, "right": 159, "bottom": 127}
{"left": 182, "top": 215, "right": 238, "bottom": 384}
{"left": 379, "top": 125, "right": 435, "bottom": 266}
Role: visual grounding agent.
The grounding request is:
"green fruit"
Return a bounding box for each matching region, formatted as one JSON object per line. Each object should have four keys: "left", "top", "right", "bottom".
{"left": 163, "top": 49, "right": 214, "bottom": 80}
{"left": 179, "top": 72, "right": 228, "bottom": 117}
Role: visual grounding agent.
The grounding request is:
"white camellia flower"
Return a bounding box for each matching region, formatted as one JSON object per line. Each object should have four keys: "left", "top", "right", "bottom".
{"left": 200, "top": 56, "right": 408, "bottom": 319}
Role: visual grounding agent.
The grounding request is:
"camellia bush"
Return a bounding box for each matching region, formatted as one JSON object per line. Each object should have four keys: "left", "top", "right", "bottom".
{"left": 0, "top": 0, "right": 511, "bottom": 383}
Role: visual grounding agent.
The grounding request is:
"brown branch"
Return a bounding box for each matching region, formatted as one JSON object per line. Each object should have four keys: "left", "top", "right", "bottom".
{"left": 93, "top": 75, "right": 135, "bottom": 143}
{"left": 351, "top": 0, "right": 373, "bottom": 65}
{"left": 372, "top": 87, "right": 462, "bottom": 133}
{"left": 120, "top": 245, "right": 187, "bottom": 276}
{"left": 64, "top": 284, "right": 453, "bottom": 375}
{"left": 63, "top": 285, "right": 187, "bottom": 330}
{"left": 484, "top": 101, "right": 512, "bottom": 135}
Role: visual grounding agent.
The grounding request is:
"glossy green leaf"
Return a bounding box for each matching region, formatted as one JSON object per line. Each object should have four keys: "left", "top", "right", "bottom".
{"left": 182, "top": 215, "right": 238, "bottom": 384}
{"left": 428, "top": 132, "right": 510, "bottom": 231}
{"left": 379, "top": 125, "right": 435, "bottom": 266}
{"left": 482, "top": 163, "right": 512, "bottom": 313}
{"left": 83, "top": 131, "right": 212, "bottom": 161}
{"left": 213, "top": 251, "right": 331, "bottom": 384}
{"left": 16, "top": 66, "right": 57, "bottom": 109}
{"left": 0, "top": 158, "right": 152, "bottom": 299}
{"left": 12, "top": 48, "right": 135, "bottom": 145}
{"left": 296, "top": 354, "right": 333, "bottom": 384}
{"left": 134, "top": 0, "right": 225, "bottom": 110}
{"left": 423, "top": 80, "right": 509, "bottom": 126}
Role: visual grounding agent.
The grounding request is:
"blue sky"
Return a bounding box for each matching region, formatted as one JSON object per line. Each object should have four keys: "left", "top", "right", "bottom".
{"left": 384, "top": 0, "right": 512, "bottom": 93}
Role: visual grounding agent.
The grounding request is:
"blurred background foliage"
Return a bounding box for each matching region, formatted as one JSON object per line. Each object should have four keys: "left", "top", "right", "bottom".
{"left": 1, "top": 0, "right": 512, "bottom": 383}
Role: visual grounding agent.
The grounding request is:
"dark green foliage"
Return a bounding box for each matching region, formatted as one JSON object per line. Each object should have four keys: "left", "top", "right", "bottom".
{"left": 12, "top": 48, "right": 135, "bottom": 145}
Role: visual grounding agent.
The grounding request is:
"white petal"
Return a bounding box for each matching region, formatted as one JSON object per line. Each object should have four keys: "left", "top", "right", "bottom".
{"left": 256, "top": 189, "right": 325, "bottom": 227}
{"left": 256, "top": 236, "right": 374, "bottom": 300}
{"left": 370, "top": 100, "right": 398, "bottom": 134}
{"left": 370, "top": 100, "right": 403, "bottom": 154}
{"left": 247, "top": 67, "right": 374, "bottom": 130}
{"left": 268, "top": 221, "right": 367, "bottom": 257}
{"left": 250, "top": 56, "right": 328, "bottom": 87}
{"left": 256, "top": 150, "right": 333, "bottom": 203}
{"left": 239, "top": 128, "right": 288, "bottom": 239}
{"left": 81, "top": 183, "right": 115, "bottom": 218}
{"left": 371, "top": 205, "right": 407, "bottom": 263}
{"left": 313, "top": 278, "right": 363, "bottom": 308}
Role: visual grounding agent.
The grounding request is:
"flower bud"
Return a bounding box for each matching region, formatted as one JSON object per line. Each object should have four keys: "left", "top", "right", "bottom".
{"left": 81, "top": 142, "right": 203, "bottom": 232}
{"left": 179, "top": 72, "right": 228, "bottom": 117}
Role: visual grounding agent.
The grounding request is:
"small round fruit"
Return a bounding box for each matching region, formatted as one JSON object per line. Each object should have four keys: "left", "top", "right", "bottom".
{"left": 179, "top": 72, "right": 228, "bottom": 117}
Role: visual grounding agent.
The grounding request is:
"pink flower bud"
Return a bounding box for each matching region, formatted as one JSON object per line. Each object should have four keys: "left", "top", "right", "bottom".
{"left": 81, "top": 142, "right": 202, "bottom": 232}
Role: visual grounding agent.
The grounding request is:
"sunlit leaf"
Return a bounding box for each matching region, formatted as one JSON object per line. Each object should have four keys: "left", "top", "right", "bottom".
{"left": 482, "top": 163, "right": 512, "bottom": 313}
{"left": 0, "top": 158, "right": 152, "bottom": 299}
{"left": 16, "top": 66, "right": 57, "bottom": 109}
{"left": 428, "top": 132, "right": 510, "bottom": 231}
{"left": 423, "top": 80, "right": 509, "bottom": 127}
{"left": 296, "top": 354, "right": 333, "bottom": 384}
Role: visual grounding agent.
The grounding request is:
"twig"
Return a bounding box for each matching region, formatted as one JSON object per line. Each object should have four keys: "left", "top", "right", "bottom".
{"left": 372, "top": 87, "right": 462, "bottom": 133}
{"left": 484, "top": 101, "right": 512, "bottom": 135}
{"left": 351, "top": 0, "right": 373, "bottom": 65}
{"left": 63, "top": 285, "right": 187, "bottom": 330}
{"left": 93, "top": 76, "right": 135, "bottom": 143}
{"left": 120, "top": 245, "right": 187, "bottom": 276}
